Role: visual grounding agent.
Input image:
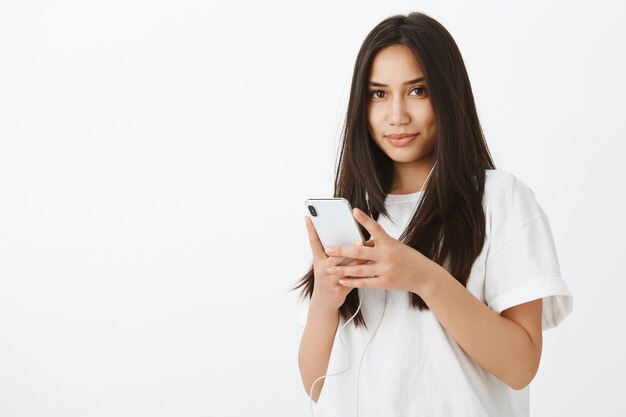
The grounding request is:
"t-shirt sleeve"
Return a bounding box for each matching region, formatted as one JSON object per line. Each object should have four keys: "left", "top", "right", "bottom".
{"left": 295, "top": 301, "right": 309, "bottom": 328}
{"left": 484, "top": 174, "right": 574, "bottom": 331}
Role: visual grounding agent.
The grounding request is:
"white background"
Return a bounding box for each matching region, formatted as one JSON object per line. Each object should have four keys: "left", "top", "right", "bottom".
{"left": 0, "top": 0, "right": 624, "bottom": 416}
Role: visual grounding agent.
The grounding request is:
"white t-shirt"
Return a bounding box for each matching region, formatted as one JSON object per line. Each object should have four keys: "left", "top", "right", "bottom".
{"left": 295, "top": 169, "right": 573, "bottom": 417}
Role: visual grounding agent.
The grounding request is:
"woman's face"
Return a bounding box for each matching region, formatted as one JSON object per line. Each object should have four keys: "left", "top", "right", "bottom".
{"left": 366, "top": 44, "right": 437, "bottom": 165}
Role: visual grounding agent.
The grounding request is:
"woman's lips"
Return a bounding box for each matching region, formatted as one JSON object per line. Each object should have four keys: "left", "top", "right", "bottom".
{"left": 387, "top": 134, "right": 418, "bottom": 147}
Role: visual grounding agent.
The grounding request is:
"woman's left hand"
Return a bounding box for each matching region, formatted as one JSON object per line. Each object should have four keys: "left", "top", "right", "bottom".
{"left": 324, "top": 207, "right": 441, "bottom": 296}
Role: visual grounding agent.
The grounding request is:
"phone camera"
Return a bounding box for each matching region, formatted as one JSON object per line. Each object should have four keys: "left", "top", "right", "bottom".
{"left": 307, "top": 205, "right": 318, "bottom": 216}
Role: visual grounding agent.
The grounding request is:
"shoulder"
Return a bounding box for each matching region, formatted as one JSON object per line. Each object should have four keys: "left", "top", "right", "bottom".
{"left": 484, "top": 168, "right": 528, "bottom": 197}
{"left": 483, "top": 168, "right": 547, "bottom": 224}
{"left": 484, "top": 169, "right": 536, "bottom": 204}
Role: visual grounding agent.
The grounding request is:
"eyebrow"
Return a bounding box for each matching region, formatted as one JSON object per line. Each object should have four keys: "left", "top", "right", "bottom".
{"left": 367, "top": 77, "right": 424, "bottom": 87}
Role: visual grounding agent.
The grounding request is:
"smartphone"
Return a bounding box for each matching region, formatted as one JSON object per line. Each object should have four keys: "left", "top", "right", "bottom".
{"left": 304, "top": 198, "right": 366, "bottom": 266}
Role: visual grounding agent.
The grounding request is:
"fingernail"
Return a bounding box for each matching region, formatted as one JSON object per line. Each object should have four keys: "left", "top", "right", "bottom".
{"left": 326, "top": 267, "right": 335, "bottom": 274}
{"left": 325, "top": 247, "right": 335, "bottom": 254}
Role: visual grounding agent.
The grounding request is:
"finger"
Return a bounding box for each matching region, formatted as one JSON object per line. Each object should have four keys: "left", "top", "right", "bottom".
{"left": 328, "top": 256, "right": 367, "bottom": 267}
{"left": 325, "top": 242, "right": 378, "bottom": 262}
{"left": 338, "top": 276, "right": 385, "bottom": 288}
{"left": 363, "top": 238, "right": 375, "bottom": 247}
{"left": 326, "top": 240, "right": 371, "bottom": 266}
{"left": 327, "top": 262, "right": 380, "bottom": 278}
{"left": 352, "top": 208, "right": 388, "bottom": 242}
{"left": 304, "top": 216, "right": 326, "bottom": 261}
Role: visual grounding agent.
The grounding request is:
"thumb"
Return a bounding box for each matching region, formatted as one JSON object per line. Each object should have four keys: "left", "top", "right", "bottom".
{"left": 304, "top": 216, "right": 326, "bottom": 260}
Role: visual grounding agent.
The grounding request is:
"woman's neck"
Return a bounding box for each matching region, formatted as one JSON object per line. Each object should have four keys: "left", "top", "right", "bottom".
{"left": 390, "top": 153, "right": 436, "bottom": 194}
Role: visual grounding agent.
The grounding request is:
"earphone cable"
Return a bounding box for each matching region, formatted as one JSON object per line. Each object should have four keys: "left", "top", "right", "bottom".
{"left": 309, "top": 293, "right": 363, "bottom": 416}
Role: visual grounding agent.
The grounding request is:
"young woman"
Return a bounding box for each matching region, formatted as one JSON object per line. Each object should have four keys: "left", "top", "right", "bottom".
{"left": 291, "top": 12, "right": 573, "bottom": 417}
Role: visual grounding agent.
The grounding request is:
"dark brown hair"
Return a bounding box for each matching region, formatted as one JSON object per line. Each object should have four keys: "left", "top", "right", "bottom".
{"left": 289, "top": 12, "right": 495, "bottom": 329}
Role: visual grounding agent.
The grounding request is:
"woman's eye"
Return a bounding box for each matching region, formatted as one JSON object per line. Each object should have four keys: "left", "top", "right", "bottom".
{"left": 410, "top": 86, "right": 427, "bottom": 96}
{"left": 369, "top": 90, "right": 385, "bottom": 99}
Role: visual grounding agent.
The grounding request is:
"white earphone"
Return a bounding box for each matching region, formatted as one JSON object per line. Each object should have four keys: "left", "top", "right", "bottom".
{"left": 308, "top": 161, "right": 437, "bottom": 417}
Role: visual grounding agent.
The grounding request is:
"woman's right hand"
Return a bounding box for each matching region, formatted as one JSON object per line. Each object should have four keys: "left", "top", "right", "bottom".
{"left": 305, "top": 216, "right": 374, "bottom": 312}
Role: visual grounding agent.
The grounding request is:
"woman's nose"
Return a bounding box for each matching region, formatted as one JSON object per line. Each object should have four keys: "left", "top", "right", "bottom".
{"left": 387, "top": 97, "right": 410, "bottom": 126}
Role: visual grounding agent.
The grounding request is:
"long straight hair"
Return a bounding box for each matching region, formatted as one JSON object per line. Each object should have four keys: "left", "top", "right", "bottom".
{"left": 290, "top": 12, "right": 495, "bottom": 329}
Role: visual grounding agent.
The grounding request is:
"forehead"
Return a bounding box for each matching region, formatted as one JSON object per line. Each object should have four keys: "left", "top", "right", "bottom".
{"left": 369, "top": 44, "right": 423, "bottom": 82}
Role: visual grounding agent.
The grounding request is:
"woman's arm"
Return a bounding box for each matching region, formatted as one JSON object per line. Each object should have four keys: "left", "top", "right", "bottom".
{"left": 417, "top": 265, "right": 543, "bottom": 390}
{"left": 324, "top": 208, "right": 544, "bottom": 390}
{"left": 298, "top": 300, "right": 340, "bottom": 402}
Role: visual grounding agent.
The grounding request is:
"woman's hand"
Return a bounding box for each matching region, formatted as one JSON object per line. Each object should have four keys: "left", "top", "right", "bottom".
{"left": 304, "top": 216, "right": 373, "bottom": 312}
{"left": 323, "top": 207, "right": 440, "bottom": 296}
